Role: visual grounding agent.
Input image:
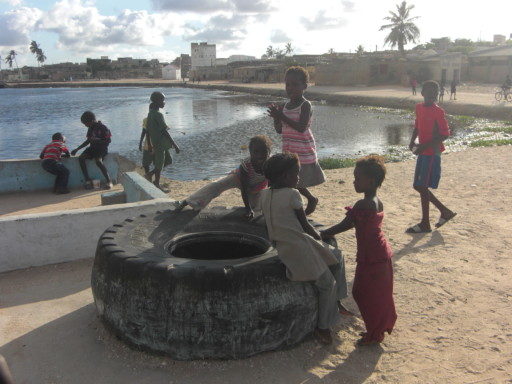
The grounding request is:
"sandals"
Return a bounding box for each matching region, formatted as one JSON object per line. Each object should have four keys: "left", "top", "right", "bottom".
{"left": 435, "top": 212, "right": 457, "bottom": 228}
{"left": 405, "top": 224, "right": 432, "bottom": 234}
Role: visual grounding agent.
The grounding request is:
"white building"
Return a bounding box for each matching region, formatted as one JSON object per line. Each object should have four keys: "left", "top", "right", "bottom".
{"left": 162, "top": 65, "right": 181, "bottom": 80}
{"left": 215, "top": 58, "right": 229, "bottom": 66}
{"left": 191, "top": 42, "right": 216, "bottom": 69}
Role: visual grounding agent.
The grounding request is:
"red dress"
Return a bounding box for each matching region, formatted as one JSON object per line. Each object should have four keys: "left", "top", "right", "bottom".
{"left": 346, "top": 207, "right": 397, "bottom": 343}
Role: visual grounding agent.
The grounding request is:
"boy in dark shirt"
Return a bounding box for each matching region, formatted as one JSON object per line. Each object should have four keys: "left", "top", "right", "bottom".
{"left": 40, "top": 132, "right": 71, "bottom": 194}
{"left": 71, "top": 111, "right": 113, "bottom": 189}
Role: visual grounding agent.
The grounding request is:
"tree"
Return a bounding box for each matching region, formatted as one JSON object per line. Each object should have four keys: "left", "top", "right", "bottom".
{"left": 379, "top": 1, "right": 420, "bottom": 55}
{"left": 285, "top": 42, "right": 294, "bottom": 56}
{"left": 5, "top": 50, "right": 22, "bottom": 79}
{"left": 265, "top": 45, "right": 275, "bottom": 58}
{"left": 356, "top": 45, "right": 365, "bottom": 55}
{"left": 30, "top": 41, "right": 46, "bottom": 66}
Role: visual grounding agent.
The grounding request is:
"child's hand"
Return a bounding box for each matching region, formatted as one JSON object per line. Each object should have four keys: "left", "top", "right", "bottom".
{"left": 71, "top": 149, "right": 78, "bottom": 156}
{"left": 174, "top": 145, "right": 180, "bottom": 154}
{"left": 320, "top": 230, "right": 333, "bottom": 241}
{"left": 267, "top": 104, "right": 282, "bottom": 119}
{"left": 311, "top": 229, "right": 322, "bottom": 241}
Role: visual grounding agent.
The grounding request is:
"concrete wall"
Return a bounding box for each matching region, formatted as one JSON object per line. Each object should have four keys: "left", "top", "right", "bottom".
{"left": 0, "top": 198, "right": 174, "bottom": 273}
{"left": 121, "top": 172, "right": 168, "bottom": 202}
{"left": 0, "top": 154, "right": 120, "bottom": 194}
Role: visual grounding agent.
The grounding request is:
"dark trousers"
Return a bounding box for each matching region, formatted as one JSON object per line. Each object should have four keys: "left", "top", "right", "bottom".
{"left": 42, "top": 159, "right": 70, "bottom": 190}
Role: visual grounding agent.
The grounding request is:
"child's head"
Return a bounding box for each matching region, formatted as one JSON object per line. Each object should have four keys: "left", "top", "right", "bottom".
{"left": 421, "top": 80, "right": 439, "bottom": 104}
{"left": 52, "top": 132, "right": 65, "bottom": 142}
{"left": 263, "top": 152, "right": 300, "bottom": 188}
{"left": 150, "top": 91, "right": 165, "bottom": 108}
{"left": 80, "top": 111, "right": 96, "bottom": 127}
{"left": 284, "top": 66, "right": 308, "bottom": 99}
{"left": 353, "top": 155, "right": 386, "bottom": 193}
{"left": 249, "top": 135, "right": 272, "bottom": 166}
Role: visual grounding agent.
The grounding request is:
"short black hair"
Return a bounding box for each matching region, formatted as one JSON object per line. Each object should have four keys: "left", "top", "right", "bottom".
{"left": 285, "top": 66, "right": 309, "bottom": 84}
{"left": 150, "top": 91, "right": 165, "bottom": 103}
{"left": 422, "top": 80, "right": 439, "bottom": 96}
{"left": 263, "top": 152, "right": 299, "bottom": 185}
{"left": 356, "top": 155, "right": 386, "bottom": 187}
{"left": 249, "top": 135, "right": 272, "bottom": 152}
{"left": 80, "top": 111, "right": 96, "bottom": 124}
{"left": 52, "top": 132, "right": 63, "bottom": 141}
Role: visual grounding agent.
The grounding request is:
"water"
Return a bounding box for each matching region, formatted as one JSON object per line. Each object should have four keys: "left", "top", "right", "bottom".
{"left": 1, "top": 87, "right": 424, "bottom": 180}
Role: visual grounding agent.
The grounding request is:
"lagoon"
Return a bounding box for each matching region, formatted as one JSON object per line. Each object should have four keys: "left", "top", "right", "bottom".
{"left": 0, "top": 86, "right": 418, "bottom": 180}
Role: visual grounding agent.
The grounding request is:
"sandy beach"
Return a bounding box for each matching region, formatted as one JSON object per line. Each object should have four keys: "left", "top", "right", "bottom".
{"left": 1, "top": 145, "right": 511, "bottom": 383}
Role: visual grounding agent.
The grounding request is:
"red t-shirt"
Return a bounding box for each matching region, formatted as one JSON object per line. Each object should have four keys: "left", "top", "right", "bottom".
{"left": 414, "top": 103, "right": 450, "bottom": 155}
{"left": 41, "top": 140, "right": 69, "bottom": 161}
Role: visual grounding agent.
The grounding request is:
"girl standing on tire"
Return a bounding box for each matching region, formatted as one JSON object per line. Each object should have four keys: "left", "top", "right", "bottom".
{"left": 176, "top": 135, "right": 271, "bottom": 219}
{"left": 321, "top": 155, "right": 397, "bottom": 346}
{"left": 267, "top": 66, "right": 325, "bottom": 215}
{"left": 260, "top": 153, "right": 350, "bottom": 345}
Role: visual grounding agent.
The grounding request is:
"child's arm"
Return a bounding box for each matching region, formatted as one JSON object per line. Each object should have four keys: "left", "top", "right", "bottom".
{"left": 415, "top": 121, "right": 449, "bottom": 153}
{"left": 276, "top": 101, "right": 312, "bottom": 133}
{"left": 158, "top": 113, "right": 180, "bottom": 153}
{"left": 267, "top": 104, "right": 283, "bottom": 133}
{"left": 320, "top": 214, "right": 355, "bottom": 240}
{"left": 239, "top": 166, "right": 254, "bottom": 219}
{"left": 39, "top": 149, "right": 45, "bottom": 159}
{"left": 62, "top": 147, "right": 71, "bottom": 158}
{"left": 139, "top": 129, "right": 146, "bottom": 152}
{"left": 294, "top": 208, "right": 321, "bottom": 240}
{"left": 71, "top": 139, "right": 89, "bottom": 155}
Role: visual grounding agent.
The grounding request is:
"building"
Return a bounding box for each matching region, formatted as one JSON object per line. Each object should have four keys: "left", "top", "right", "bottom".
{"left": 191, "top": 42, "right": 216, "bottom": 69}
{"left": 468, "top": 46, "right": 512, "bottom": 83}
{"left": 215, "top": 58, "right": 229, "bottom": 66}
{"left": 232, "top": 64, "right": 285, "bottom": 83}
{"left": 493, "top": 35, "right": 507, "bottom": 45}
{"left": 162, "top": 64, "right": 181, "bottom": 80}
{"left": 228, "top": 55, "right": 256, "bottom": 64}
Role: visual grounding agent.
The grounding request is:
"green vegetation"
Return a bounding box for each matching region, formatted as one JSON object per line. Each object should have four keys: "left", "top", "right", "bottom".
{"left": 469, "top": 139, "right": 512, "bottom": 147}
{"left": 319, "top": 157, "right": 357, "bottom": 169}
{"left": 484, "top": 126, "right": 512, "bottom": 134}
{"left": 379, "top": 1, "right": 420, "bottom": 55}
{"left": 450, "top": 115, "right": 476, "bottom": 126}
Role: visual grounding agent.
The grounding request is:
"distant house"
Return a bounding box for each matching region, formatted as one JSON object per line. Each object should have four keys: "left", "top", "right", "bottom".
{"left": 232, "top": 64, "right": 285, "bottom": 83}
{"left": 162, "top": 65, "right": 181, "bottom": 80}
{"left": 409, "top": 51, "right": 466, "bottom": 84}
{"left": 468, "top": 46, "right": 512, "bottom": 83}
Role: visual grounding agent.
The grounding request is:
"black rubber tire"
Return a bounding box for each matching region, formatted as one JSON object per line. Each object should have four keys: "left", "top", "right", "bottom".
{"left": 506, "top": 93, "right": 512, "bottom": 102}
{"left": 91, "top": 206, "right": 335, "bottom": 360}
{"left": 495, "top": 91, "right": 503, "bottom": 101}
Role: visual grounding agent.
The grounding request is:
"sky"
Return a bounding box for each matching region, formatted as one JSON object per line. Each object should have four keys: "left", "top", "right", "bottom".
{"left": 0, "top": 0, "right": 511, "bottom": 67}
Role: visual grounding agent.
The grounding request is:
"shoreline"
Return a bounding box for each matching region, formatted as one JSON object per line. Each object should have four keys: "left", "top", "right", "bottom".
{"left": 4, "top": 79, "right": 512, "bottom": 120}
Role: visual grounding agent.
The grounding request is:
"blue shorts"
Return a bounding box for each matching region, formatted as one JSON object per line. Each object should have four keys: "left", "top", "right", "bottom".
{"left": 413, "top": 154, "right": 441, "bottom": 189}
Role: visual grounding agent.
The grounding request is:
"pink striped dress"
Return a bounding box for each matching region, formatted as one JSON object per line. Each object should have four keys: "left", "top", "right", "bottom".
{"left": 281, "top": 101, "right": 325, "bottom": 188}
{"left": 282, "top": 101, "right": 317, "bottom": 164}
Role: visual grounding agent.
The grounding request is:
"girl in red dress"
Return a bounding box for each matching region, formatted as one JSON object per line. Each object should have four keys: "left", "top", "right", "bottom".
{"left": 321, "top": 155, "right": 397, "bottom": 345}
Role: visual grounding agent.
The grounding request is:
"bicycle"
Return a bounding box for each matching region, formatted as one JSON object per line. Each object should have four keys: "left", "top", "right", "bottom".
{"left": 494, "top": 87, "right": 512, "bottom": 102}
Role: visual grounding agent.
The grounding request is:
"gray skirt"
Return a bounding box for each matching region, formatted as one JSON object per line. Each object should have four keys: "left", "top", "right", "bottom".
{"left": 298, "top": 161, "right": 326, "bottom": 188}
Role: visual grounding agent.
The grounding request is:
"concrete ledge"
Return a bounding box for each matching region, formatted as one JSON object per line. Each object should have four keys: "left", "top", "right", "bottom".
{"left": 101, "top": 191, "right": 126, "bottom": 205}
{"left": 0, "top": 154, "right": 120, "bottom": 194}
{"left": 0, "top": 197, "right": 173, "bottom": 273}
{"left": 121, "top": 171, "right": 168, "bottom": 202}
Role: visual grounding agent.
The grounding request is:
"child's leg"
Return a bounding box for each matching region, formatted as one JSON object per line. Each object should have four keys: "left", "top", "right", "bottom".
{"left": 0, "top": 355, "right": 15, "bottom": 384}
{"left": 78, "top": 154, "right": 91, "bottom": 182}
{"left": 185, "top": 174, "right": 239, "bottom": 210}
{"left": 298, "top": 187, "right": 318, "bottom": 215}
{"left": 94, "top": 158, "right": 112, "bottom": 185}
{"left": 314, "top": 269, "right": 339, "bottom": 333}
{"left": 54, "top": 162, "right": 70, "bottom": 192}
{"left": 328, "top": 249, "right": 353, "bottom": 315}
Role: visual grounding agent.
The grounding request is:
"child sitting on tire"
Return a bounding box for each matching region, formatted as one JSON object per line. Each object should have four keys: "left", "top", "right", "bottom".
{"left": 175, "top": 135, "right": 271, "bottom": 220}
{"left": 260, "top": 153, "right": 350, "bottom": 345}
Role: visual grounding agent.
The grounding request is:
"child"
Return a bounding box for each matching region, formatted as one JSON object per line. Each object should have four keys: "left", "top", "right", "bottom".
{"left": 71, "top": 111, "right": 113, "bottom": 189}
{"left": 268, "top": 66, "right": 325, "bottom": 215}
{"left": 321, "top": 155, "right": 397, "bottom": 345}
{"left": 410, "top": 77, "right": 418, "bottom": 95}
{"left": 138, "top": 116, "right": 171, "bottom": 181}
{"left": 260, "top": 153, "right": 349, "bottom": 345}
{"left": 450, "top": 79, "right": 457, "bottom": 100}
{"left": 145, "top": 91, "right": 180, "bottom": 190}
{"left": 439, "top": 82, "right": 446, "bottom": 102}
{"left": 39, "top": 133, "right": 71, "bottom": 194}
{"left": 407, "top": 80, "right": 456, "bottom": 233}
{"left": 176, "top": 135, "right": 271, "bottom": 219}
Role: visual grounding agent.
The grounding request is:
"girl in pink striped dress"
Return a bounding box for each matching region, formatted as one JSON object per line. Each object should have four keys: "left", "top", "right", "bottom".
{"left": 268, "top": 66, "right": 325, "bottom": 215}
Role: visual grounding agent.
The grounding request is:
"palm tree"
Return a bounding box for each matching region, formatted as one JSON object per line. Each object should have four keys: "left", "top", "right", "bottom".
{"left": 36, "top": 50, "right": 46, "bottom": 65}
{"left": 379, "top": 1, "right": 420, "bottom": 55}
{"left": 285, "top": 42, "right": 294, "bottom": 56}
{"left": 5, "top": 50, "right": 22, "bottom": 79}
{"left": 30, "top": 41, "right": 47, "bottom": 66}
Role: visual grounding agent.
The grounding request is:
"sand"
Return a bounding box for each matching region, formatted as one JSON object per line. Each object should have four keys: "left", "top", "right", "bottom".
{"left": 1, "top": 145, "right": 511, "bottom": 383}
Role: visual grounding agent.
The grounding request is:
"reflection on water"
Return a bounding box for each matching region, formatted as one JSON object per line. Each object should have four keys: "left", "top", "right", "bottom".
{"left": 1, "top": 87, "right": 418, "bottom": 180}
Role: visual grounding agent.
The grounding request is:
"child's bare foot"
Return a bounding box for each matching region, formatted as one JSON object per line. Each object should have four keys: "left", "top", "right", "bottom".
{"left": 314, "top": 328, "right": 333, "bottom": 345}
{"left": 338, "top": 302, "right": 355, "bottom": 316}
{"left": 305, "top": 196, "right": 318, "bottom": 216}
{"left": 356, "top": 337, "right": 381, "bottom": 346}
{"left": 104, "top": 182, "right": 113, "bottom": 190}
{"left": 174, "top": 200, "right": 188, "bottom": 211}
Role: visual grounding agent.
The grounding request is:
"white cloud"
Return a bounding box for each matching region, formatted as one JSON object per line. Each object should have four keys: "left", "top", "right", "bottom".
{"left": 0, "top": 7, "right": 42, "bottom": 47}
{"left": 0, "top": 0, "right": 24, "bottom": 6}
{"left": 151, "top": 0, "right": 273, "bottom": 13}
{"left": 37, "top": 0, "right": 178, "bottom": 52}
{"left": 270, "top": 29, "right": 291, "bottom": 44}
{"left": 300, "top": 10, "right": 347, "bottom": 31}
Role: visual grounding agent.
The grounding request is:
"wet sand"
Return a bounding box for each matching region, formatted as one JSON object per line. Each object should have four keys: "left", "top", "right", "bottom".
{"left": 1, "top": 145, "right": 511, "bottom": 383}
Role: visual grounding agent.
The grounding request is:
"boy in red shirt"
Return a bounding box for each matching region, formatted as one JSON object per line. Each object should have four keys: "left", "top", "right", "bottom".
{"left": 40, "top": 132, "right": 71, "bottom": 194}
{"left": 407, "top": 80, "right": 456, "bottom": 233}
